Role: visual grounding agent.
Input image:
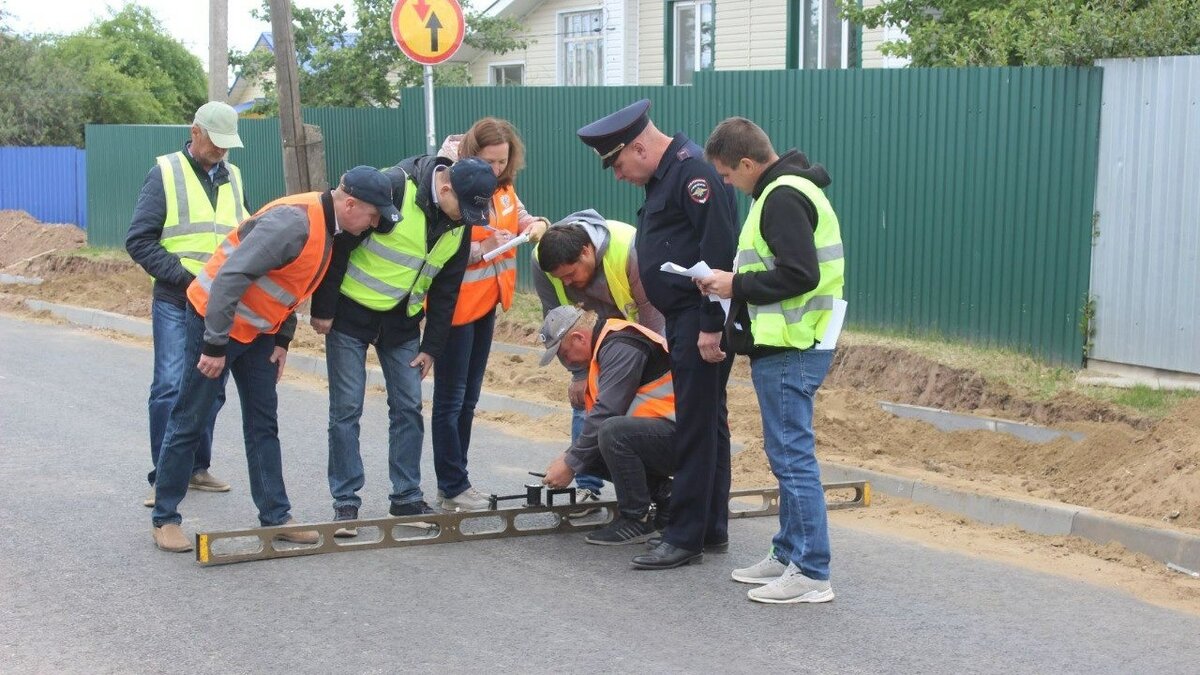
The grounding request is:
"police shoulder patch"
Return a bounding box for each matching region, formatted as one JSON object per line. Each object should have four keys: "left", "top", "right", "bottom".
{"left": 687, "top": 177, "right": 710, "bottom": 204}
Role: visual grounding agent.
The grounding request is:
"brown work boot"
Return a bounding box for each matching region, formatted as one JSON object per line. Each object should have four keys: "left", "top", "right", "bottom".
{"left": 189, "top": 470, "right": 231, "bottom": 492}
{"left": 152, "top": 524, "right": 193, "bottom": 553}
{"left": 273, "top": 518, "right": 320, "bottom": 544}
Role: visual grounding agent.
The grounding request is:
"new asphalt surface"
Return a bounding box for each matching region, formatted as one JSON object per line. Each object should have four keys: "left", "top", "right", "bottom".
{"left": 1, "top": 315, "right": 1197, "bottom": 673}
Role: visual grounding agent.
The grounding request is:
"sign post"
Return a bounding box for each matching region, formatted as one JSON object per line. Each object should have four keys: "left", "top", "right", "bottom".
{"left": 391, "top": 0, "right": 466, "bottom": 154}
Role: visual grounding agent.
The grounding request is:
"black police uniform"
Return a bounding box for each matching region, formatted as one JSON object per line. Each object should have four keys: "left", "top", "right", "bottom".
{"left": 578, "top": 101, "right": 738, "bottom": 558}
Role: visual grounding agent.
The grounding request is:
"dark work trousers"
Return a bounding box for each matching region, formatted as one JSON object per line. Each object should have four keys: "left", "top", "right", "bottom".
{"left": 661, "top": 308, "right": 733, "bottom": 551}
{"left": 580, "top": 416, "right": 677, "bottom": 519}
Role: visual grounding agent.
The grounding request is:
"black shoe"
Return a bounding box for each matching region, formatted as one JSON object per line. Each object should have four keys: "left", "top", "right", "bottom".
{"left": 631, "top": 541, "right": 703, "bottom": 570}
{"left": 645, "top": 536, "right": 728, "bottom": 553}
{"left": 585, "top": 515, "right": 657, "bottom": 546}
{"left": 389, "top": 500, "right": 436, "bottom": 517}
{"left": 333, "top": 504, "right": 359, "bottom": 538}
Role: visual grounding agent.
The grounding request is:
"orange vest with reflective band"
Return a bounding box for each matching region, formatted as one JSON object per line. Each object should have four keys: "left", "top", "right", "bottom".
{"left": 585, "top": 319, "right": 676, "bottom": 421}
{"left": 187, "top": 192, "right": 332, "bottom": 344}
{"left": 450, "top": 184, "right": 520, "bottom": 326}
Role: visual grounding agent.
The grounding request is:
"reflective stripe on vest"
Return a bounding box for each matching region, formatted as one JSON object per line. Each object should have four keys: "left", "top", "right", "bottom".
{"left": 585, "top": 319, "right": 675, "bottom": 422}
{"left": 187, "top": 193, "right": 332, "bottom": 344}
{"left": 451, "top": 185, "right": 522, "bottom": 326}
{"left": 536, "top": 219, "right": 639, "bottom": 322}
{"left": 157, "top": 152, "right": 247, "bottom": 275}
{"left": 736, "top": 174, "right": 845, "bottom": 349}
{"left": 340, "top": 169, "right": 466, "bottom": 314}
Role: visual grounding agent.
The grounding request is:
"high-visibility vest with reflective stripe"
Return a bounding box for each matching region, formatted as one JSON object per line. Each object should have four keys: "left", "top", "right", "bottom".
{"left": 451, "top": 184, "right": 520, "bottom": 326}
{"left": 535, "top": 220, "right": 639, "bottom": 322}
{"left": 736, "top": 174, "right": 844, "bottom": 349}
{"left": 187, "top": 192, "right": 332, "bottom": 344}
{"left": 157, "top": 152, "right": 247, "bottom": 275}
{"left": 340, "top": 171, "right": 466, "bottom": 314}
{"left": 585, "top": 319, "right": 675, "bottom": 421}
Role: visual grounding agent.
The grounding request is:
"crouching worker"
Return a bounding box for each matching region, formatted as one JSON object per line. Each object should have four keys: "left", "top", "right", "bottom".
{"left": 538, "top": 306, "right": 677, "bottom": 545}
{"left": 150, "top": 166, "right": 399, "bottom": 553}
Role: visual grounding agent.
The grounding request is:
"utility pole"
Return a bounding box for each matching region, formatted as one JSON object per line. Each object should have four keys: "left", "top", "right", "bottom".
{"left": 269, "top": 0, "right": 313, "bottom": 194}
{"left": 208, "top": 0, "right": 229, "bottom": 102}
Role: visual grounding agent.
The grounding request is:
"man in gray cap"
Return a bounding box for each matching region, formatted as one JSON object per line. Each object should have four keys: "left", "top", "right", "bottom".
{"left": 127, "top": 101, "right": 250, "bottom": 509}
{"left": 150, "top": 166, "right": 396, "bottom": 553}
{"left": 578, "top": 99, "right": 738, "bottom": 569}
{"left": 538, "top": 306, "right": 679, "bottom": 547}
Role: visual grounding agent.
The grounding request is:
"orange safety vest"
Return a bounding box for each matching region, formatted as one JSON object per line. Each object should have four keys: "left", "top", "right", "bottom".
{"left": 450, "top": 184, "right": 520, "bottom": 326}
{"left": 187, "top": 192, "right": 332, "bottom": 345}
{"left": 585, "top": 319, "right": 676, "bottom": 421}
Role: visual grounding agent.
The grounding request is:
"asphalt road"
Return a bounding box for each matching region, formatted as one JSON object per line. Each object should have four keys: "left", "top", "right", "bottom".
{"left": 1, "top": 315, "right": 1197, "bottom": 674}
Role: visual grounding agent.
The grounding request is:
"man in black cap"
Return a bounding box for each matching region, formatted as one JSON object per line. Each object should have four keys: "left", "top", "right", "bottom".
{"left": 151, "top": 166, "right": 397, "bottom": 552}
{"left": 578, "top": 99, "right": 738, "bottom": 569}
{"left": 309, "top": 155, "right": 496, "bottom": 534}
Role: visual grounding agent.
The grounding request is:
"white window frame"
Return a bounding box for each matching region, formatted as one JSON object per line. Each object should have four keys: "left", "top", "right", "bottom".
{"left": 671, "top": 1, "right": 714, "bottom": 86}
{"left": 798, "top": 0, "right": 851, "bottom": 69}
{"left": 488, "top": 61, "right": 525, "bottom": 86}
{"left": 557, "top": 8, "right": 605, "bottom": 86}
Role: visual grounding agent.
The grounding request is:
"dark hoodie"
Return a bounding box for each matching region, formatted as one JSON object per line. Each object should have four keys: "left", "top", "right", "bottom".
{"left": 728, "top": 149, "right": 833, "bottom": 356}
{"left": 309, "top": 154, "right": 470, "bottom": 357}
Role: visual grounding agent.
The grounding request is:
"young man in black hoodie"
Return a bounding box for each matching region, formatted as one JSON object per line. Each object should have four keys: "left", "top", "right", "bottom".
{"left": 309, "top": 155, "right": 496, "bottom": 534}
{"left": 700, "top": 117, "right": 846, "bottom": 604}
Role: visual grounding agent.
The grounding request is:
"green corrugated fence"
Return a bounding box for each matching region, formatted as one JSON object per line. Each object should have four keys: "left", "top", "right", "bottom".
{"left": 86, "top": 67, "right": 1102, "bottom": 364}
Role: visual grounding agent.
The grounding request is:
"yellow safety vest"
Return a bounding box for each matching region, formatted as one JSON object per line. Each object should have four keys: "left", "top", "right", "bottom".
{"left": 535, "top": 220, "right": 639, "bottom": 322}
{"left": 736, "top": 174, "right": 844, "bottom": 349}
{"left": 157, "top": 152, "right": 247, "bottom": 275}
{"left": 340, "top": 169, "right": 466, "bottom": 314}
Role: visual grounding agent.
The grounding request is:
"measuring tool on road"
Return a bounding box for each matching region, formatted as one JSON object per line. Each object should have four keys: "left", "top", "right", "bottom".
{"left": 195, "top": 481, "right": 870, "bottom": 566}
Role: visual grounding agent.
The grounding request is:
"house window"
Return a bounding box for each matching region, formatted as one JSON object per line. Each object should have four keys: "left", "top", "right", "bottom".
{"left": 560, "top": 10, "right": 604, "bottom": 86}
{"left": 671, "top": 1, "right": 714, "bottom": 85}
{"left": 490, "top": 64, "right": 525, "bottom": 86}
{"left": 798, "top": 0, "right": 849, "bottom": 69}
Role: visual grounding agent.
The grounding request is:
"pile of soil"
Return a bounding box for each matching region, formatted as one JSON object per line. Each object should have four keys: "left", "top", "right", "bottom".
{"left": 0, "top": 210, "right": 86, "bottom": 270}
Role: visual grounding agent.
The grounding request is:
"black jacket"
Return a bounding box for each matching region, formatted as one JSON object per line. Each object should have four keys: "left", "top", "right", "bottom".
{"left": 125, "top": 141, "right": 248, "bottom": 308}
{"left": 727, "top": 150, "right": 832, "bottom": 357}
{"left": 310, "top": 154, "right": 469, "bottom": 358}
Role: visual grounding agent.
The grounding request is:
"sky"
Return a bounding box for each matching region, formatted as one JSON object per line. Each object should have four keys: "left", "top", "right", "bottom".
{"left": 2, "top": 0, "right": 356, "bottom": 69}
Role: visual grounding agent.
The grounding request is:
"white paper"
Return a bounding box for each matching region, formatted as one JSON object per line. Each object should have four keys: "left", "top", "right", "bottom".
{"left": 659, "top": 260, "right": 730, "bottom": 318}
{"left": 481, "top": 232, "right": 530, "bottom": 262}
{"left": 814, "top": 299, "right": 848, "bottom": 350}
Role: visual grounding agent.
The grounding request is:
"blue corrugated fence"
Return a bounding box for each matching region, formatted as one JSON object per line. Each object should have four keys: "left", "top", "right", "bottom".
{"left": 0, "top": 146, "right": 87, "bottom": 229}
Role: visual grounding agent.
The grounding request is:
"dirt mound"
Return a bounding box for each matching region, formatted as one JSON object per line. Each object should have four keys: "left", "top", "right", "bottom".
{"left": 828, "top": 345, "right": 1148, "bottom": 429}
{"left": 0, "top": 210, "right": 86, "bottom": 270}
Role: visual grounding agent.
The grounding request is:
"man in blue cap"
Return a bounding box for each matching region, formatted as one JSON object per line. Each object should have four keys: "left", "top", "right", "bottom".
{"left": 151, "top": 166, "right": 397, "bottom": 552}
{"left": 577, "top": 99, "right": 738, "bottom": 570}
{"left": 309, "top": 155, "right": 496, "bottom": 534}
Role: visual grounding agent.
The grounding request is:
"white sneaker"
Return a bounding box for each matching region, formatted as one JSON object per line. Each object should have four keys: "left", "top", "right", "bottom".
{"left": 565, "top": 488, "right": 601, "bottom": 519}
{"left": 747, "top": 563, "right": 834, "bottom": 604}
{"left": 731, "top": 553, "right": 788, "bottom": 584}
{"left": 437, "top": 487, "right": 491, "bottom": 512}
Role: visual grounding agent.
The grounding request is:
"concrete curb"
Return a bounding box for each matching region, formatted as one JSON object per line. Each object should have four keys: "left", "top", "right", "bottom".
{"left": 879, "top": 401, "right": 1085, "bottom": 443}
{"left": 822, "top": 463, "right": 1200, "bottom": 571}
{"left": 22, "top": 298, "right": 1200, "bottom": 571}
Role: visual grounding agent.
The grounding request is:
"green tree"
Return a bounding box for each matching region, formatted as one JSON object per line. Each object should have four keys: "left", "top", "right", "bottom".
{"left": 52, "top": 4, "right": 206, "bottom": 123}
{"left": 842, "top": 0, "right": 1200, "bottom": 67}
{"left": 231, "top": 0, "right": 528, "bottom": 111}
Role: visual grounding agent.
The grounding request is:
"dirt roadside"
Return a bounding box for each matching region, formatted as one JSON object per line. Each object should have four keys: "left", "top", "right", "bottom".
{"left": 3, "top": 211, "right": 1198, "bottom": 614}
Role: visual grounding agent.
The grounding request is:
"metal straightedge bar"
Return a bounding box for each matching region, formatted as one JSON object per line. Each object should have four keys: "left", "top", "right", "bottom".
{"left": 194, "top": 481, "right": 869, "bottom": 567}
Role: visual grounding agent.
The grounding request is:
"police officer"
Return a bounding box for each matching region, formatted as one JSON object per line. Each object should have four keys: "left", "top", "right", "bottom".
{"left": 578, "top": 99, "right": 737, "bottom": 569}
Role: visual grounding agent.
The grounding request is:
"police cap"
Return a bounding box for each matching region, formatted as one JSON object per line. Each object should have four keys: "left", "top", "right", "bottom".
{"left": 577, "top": 99, "right": 652, "bottom": 169}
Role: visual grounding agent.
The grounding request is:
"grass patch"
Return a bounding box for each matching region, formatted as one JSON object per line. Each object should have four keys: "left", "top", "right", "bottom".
{"left": 1088, "top": 385, "right": 1198, "bottom": 418}
{"left": 70, "top": 246, "right": 128, "bottom": 261}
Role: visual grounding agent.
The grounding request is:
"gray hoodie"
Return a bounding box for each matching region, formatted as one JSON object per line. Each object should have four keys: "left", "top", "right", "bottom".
{"left": 533, "top": 209, "right": 665, "bottom": 380}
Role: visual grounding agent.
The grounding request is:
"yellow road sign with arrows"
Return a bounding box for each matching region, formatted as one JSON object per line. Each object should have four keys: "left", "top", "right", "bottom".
{"left": 391, "top": 0, "right": 465, "bottom": 65}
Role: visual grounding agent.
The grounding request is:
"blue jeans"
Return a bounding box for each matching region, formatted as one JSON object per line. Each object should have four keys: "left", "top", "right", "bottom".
{"left": 570, "top": 407, "right": 604, "bottom": 494}
{"left": 431, "top": 309, "right": 495, "bottom": 498}
{"left": 147, "top": 298, "right": 225, "bottom": 485}
{"left": 152, "top": 307, "right": 292, "bottom": 527}
{"left": 750, "top": 348, "right": 835, "bottom": 581}
{"left": 326, "top": 328, "right": 424, "bottom": 509}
